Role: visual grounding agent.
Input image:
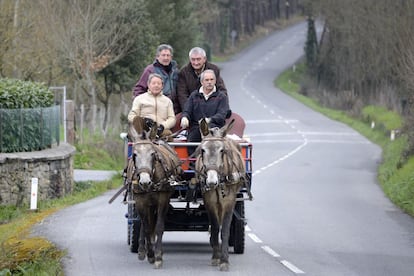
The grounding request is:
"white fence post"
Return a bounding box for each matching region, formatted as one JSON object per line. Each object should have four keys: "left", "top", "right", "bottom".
{"left": 30, "top": 177, "right": 38, "bottom": 210}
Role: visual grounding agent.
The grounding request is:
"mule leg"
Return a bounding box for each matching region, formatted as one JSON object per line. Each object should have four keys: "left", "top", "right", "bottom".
{"left": 219, "top": 207, "right": 234, "bottom": 271}
{"left": 210, "top": 218, "right": 221, "bottom": 266}
{"left": 138, "top": 209, "right": 155, "bottom": 264}
{"left": 138, "top": 220, "right": 146, "bottom": 261}
{"left": 142, "top": 216, "right": 155, "bottom": 263}
{"left": 204, "top": 192, "right": 221, "bottom": 266}
{"left": 134, "top": 199, "right": 147, "bottom": 261}
{"left": 153, "top": 192, "right": 171, "bottom": 269}
{"left": 145, "top": 216, "right": 156, "bottom": 264}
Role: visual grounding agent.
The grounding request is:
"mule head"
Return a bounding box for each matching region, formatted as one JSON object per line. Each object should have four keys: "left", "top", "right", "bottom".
{"left": 198, "top": 138, "right": 226, "bottom": 188}
{"left": 128, "top": 117, "right": 159, "bottom": 189}
{"left": 196, "top": 119, "right": 245, "bottom": 190}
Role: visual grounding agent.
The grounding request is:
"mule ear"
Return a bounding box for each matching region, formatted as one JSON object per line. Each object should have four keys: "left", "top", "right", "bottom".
{"left": 128, "top": 121, "right": 140, "bottom": 142}
{"left": 220, "top": 119, "right": 235, "bottom": 137}
{"left": 200, "top": 118, "right": 210, "bottom": 137}
{"left": 132, "top": 116, "right": 144, "bottom": 134}
{"left": 148, "top": 122, "right": 158, "bottom": 140}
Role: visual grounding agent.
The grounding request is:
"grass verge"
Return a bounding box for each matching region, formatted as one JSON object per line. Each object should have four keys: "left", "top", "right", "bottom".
{"left": 0, "top": 177, "right": 121, "bottom": 275}
{"left": 276, "top": 63, "right": 414, "bottom": 217}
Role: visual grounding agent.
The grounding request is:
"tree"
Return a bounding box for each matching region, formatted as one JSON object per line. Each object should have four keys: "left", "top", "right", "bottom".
{"left": 36, "top": 0, "right": 153, "bottom": 132}
{"left": 304, "top": 16, "right": 318, "bottom": 75}
{"left": 144, "top": 0, "right": 201, "bottom": 66}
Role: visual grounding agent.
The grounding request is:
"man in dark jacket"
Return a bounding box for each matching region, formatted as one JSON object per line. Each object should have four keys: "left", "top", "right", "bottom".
{"left": 180, "top": 69, "right": 229, "bottom": 144}
{"left": 132, "top": 44, "right": 181, "bottom": 114}
{"left": 177, "top": 47, "right": 227, "bottom": 112}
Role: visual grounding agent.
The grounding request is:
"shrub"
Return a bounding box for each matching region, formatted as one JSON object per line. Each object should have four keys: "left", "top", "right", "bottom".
{"left": 0, "top": 79, "right": 58, "bottom": 152}
{"left": 0, "top": 78, "right": 53, "bottom": 108}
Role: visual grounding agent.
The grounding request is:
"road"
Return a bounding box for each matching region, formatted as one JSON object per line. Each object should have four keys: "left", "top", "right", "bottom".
{"left": 74, "top": 169, "right": 118, "bottom": 182}
{"left": 33, "top": 21, "right": 414, "bottom": 276}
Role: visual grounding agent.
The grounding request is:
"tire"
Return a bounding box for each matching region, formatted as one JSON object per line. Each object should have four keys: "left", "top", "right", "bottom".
{"left": 127, "top": 200, "right": 140, "bottom": 253}
{"left": 231, "top": 199, "right": 245, "bottom": 254}
{"left": 127, "top": 222, "right": 131, "bottom": 245}
{"left": 129, "top": 218, "right": 140, "bottom": 253}
{"left": 127, "top": 200, "right": 134, "bottom": 245}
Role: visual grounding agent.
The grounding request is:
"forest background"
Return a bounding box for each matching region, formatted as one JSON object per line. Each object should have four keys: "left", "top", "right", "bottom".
{"left": 2, "top": 0, "right": 414, "bottom": 170}
{"left": 0, "top": 0, "right": 303, "bottom": 137}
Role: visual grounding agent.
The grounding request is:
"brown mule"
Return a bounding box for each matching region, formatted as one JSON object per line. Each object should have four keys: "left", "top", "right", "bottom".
{"left": 194, "top": 118, "right": 247, "bottom": 271}
{"left": 127, "top": 117, "right": 182, "bottom": 269}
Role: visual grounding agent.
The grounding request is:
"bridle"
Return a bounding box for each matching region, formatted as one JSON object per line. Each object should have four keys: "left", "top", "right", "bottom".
{"left": 131, "top": 140, "right": 155, "bottom": 180}
{"left": 130, "top": 140, "right": 180, "bottom": 192}
{"left": 196, "top": 137, "right": 231, "bottom": 190}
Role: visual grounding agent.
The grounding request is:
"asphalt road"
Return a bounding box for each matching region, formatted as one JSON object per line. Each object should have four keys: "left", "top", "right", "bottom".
{"left": 74, "top": 169, "right": 118, "bottom": 182}
{"left": 32, "top": 21, "right": 414, "bottom": 276}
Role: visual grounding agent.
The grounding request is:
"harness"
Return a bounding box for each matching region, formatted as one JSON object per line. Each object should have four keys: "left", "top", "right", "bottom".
{"left": 195, "top": 137, "right": 245, "bottom": 196}
{"left": 128, "top": 140, "right": 182, "bottom": 193}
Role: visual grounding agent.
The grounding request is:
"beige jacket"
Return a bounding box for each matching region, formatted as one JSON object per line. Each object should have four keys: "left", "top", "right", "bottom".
{"left": 128, "top": 91, "right": 176, "bottom": 130}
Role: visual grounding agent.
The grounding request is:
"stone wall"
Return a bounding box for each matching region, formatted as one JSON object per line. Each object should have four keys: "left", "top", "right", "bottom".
{"left": 0, "top": 143, "right": 76, "bottom": 206}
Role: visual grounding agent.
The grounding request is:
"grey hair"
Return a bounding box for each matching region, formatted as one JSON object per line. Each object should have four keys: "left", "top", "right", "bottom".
{"left": 156, "top": 44, "right": 174, "bottom": 57}
{"left": 147, "top": 73, "right": 164, "bottom": 86}
{"left": 189, "top": 47, "right": 206, "bottom": 58}
{"left": 200, "top": 69, "right": 216, "bottom": 82}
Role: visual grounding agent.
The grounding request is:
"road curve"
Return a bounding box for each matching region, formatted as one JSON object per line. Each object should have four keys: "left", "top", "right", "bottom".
{"left": 32, "top": 22, "right": 414, "bottom": 276}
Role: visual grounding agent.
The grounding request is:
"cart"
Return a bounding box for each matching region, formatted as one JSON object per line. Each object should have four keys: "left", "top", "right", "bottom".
{"left": 124, "top": 114, "right": 253, "bottom": 254}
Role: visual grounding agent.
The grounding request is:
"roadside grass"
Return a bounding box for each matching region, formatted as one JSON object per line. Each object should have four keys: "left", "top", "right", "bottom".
{"left": 74, "top": 129, "right": 125, "bottom": 171}
{"left": 0, "top": 172, "right": 122, "bottom": 274}
{"left": 0, "top": 127, "right": 125, "bottom": 274}
{"left": 276, "top": 63, "right": 414, "bottom": 217}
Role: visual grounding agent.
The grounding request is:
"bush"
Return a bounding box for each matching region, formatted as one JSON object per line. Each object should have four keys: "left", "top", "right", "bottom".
{"left": 0, "top": 78, "right": 53, "bottom": 108}
{"left": 0, "top": 79, "right": 58, "bottom": 152}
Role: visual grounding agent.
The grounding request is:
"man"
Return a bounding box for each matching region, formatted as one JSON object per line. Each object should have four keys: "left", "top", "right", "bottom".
{"left": 180, "top": 69, "right": 229, "bottom": 144}
{"left": 177, "top": 47, "right": 227, "bottom": 112}
{"left": 132, "top": 44, "right": 180, "bottom": 114}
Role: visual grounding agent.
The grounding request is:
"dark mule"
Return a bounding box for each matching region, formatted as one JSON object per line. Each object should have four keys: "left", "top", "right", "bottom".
{"left": 195, "top": 118, "right": 247, "bottom": 271}
{"left": 127, "top": 117, "right": 182, "bottom": 268}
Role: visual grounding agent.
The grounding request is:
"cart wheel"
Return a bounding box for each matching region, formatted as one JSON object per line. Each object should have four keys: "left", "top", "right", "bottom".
{"left": 127, "top": 222, "right": 131, "bottom": 245}
{"left": 127, "top": 203, "right": 134, "bottom": 245}
{"left": 230, "top": 199, "right": 245, "bottom": 254}
{"left": 129, "top": 218, "right": 140, "bottom": 253}
{"left": 127, "top": 199, "right": 140, "bottom": 253}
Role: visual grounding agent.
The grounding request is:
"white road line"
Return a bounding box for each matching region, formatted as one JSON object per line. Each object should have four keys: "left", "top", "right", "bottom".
{"left": 280, "top": 260, "right": 305, "bottom": 274}
{"left": 251, "top": 139, "right": 370, "bottom": 144}
{"left": 261, "top": 245, "right": 280, "bottom": 258}
{"left": 245, "top": 119, "right": 299, "bottom": 123}
{"left": 248, "top": 233, "right": 263, "bottom": 243}
{"left": 252, "top": 140, "right": 307, "bottom": 176}
{"left": 245, "top": 131, "right": 359, "bottom": 137}
{"left": 238, "top": 43, "right": 307, "bottom": 275}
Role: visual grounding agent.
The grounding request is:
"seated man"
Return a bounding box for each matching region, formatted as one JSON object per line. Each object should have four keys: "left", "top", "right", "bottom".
{"left": 180, "top": 69, "right": 229, "bottom": 146}
{"left": 177, "top": 47, "right": 228, "bottom": 112}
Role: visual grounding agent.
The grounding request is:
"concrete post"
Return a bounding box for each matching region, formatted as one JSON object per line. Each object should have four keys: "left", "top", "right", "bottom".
{"left": 65, "top": 100, "right": 75, "bottom": 144}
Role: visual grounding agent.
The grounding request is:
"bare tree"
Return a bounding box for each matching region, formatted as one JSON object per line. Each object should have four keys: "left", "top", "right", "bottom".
{"left": 36, "top": 0, "right": 150, "bottom": 132}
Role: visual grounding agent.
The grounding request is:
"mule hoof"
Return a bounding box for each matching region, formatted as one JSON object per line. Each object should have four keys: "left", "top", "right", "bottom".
{"left": 138, "top": 252, "right": 146, "bottom": 261}
{"left": 154, "top": 260, "right": 163, "bottom": 269}
{"left": 211, "top": 258, "right": 220, "bottom": 266}
{"left": 148, "top": 256, "right": 155, "bottom": 264}
{"left": 219, "top": 262, "right": 229, "bottom": 271}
